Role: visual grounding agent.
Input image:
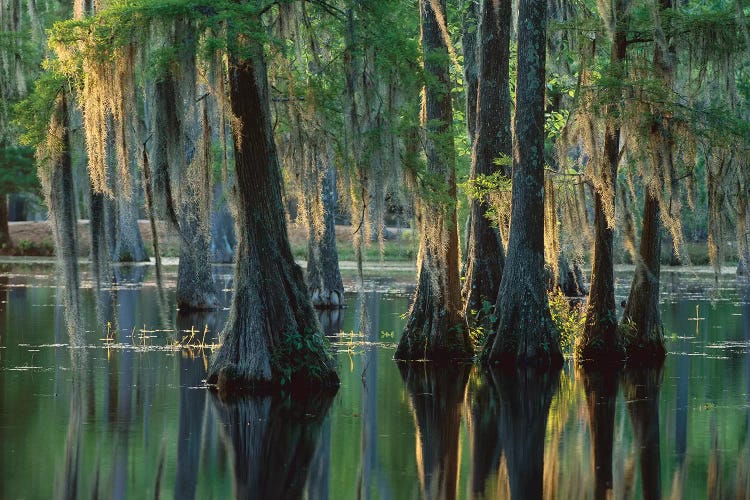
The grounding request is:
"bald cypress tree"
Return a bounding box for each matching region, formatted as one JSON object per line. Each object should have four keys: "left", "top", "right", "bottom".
{"left": 482, "top": 0, "right": 562, "bottom": 367}
{"left": 395, "top": 0, "right": 472, "bottom": 361}
{"left": 207, "top": 33, "right": 338, "bottom": 392}
{"left": 462, "top": 0, "right": 512, "bottom": 324}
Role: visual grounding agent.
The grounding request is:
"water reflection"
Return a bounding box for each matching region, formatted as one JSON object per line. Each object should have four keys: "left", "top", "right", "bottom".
{"left": 623, "top": 367, "right": 663, "bottom": 500}
{"left": 399, "top": 362, "right": 470, "bottom": 500}
{"left": 580, "top": 368, "right": 619, "bottom": 499}
{"left": 211, "top": 391, "right": 336, "bottom": 499}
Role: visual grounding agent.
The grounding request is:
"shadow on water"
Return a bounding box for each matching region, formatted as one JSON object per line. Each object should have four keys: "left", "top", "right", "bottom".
{"left": 399, "top": 362, "right": 470, "bottom": 500}
{"left": 210, "top": 390, "right": 336, "bottom": 500}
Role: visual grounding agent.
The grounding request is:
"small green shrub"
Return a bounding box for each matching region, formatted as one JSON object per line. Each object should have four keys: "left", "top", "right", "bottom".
{"left": 548, "top": 290, "right": 585, "bottom": 355}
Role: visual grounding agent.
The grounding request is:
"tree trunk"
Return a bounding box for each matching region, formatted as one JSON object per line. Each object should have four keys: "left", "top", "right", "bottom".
{"left": 211, "top": 182, "right": 236, "bottom": 263}
{"left": 89, "top": 185, "right": 109, "bottom": 287}
{"left": 576, "top": 19, "right": 628, "bottom": 366}
{"left": 578, "top": 15, "right": 627, "bottom": 365}
{"left": 211, "top": 391, "right": 335, "bottom": 500}
{"left": 581, "top": 368, "right": 619, "bottom": 499}
{"left": 461, "top": 0, "right": 479, "bottom": 144}
{"left": 0, "top": 194, "right": 9, "bottom": 248}
{"left": 207, "top": 40, "right": 338, "bottom": 393}
{"left": 462, "top": 0, "right": 512, "bottom": 324}
{"left": 399, "top": 362, "right": 469, "bottom": 500}
{"left": 623, "top": 367, "right": 662, "bottom": 500}
{"left": 493, "top": 367, "right": 559, "bottom": 499}
{"left": 622, "top": 191, "right": 665, "bottom": 363}
{"left": 306, "top": 151, "right": 345, "bottom": 309}
{"left": 395, "top": 0, "right": 472, "bottom": 361}
{"left": 482, "top": 0, "right": 562, "bottom": 368}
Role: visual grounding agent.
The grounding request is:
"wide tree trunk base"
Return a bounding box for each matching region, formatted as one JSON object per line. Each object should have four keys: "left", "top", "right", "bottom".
{"left": 395, "top": 264, "right": 473, "bottom": 361}
{"left": 623, "top": 332, "right": 666, "bottom": 366}
{"left": 482, "top": 288, "right": 563, "bottom": 369}
{"left": 577, "top": 318, "right": 625, "bottom": 368}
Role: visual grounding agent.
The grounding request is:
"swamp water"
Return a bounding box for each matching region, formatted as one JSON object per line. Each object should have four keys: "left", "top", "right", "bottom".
{"left": 1, "top": 264, "right": 750, "bottom": 499}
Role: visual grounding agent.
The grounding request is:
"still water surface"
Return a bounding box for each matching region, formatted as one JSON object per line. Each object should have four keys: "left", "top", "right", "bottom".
{"left": 1, "top": 264, "right": 749, "bottom": 499}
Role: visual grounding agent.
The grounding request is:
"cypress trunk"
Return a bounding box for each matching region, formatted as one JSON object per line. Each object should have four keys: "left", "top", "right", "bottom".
{"left": 578, "top": 4, "right": 628, "bottom": 365}
{"left": 0, "top": 194, "right": 9, "bottom": 249}
{"left": 395, "top": 0, "right": 472, "bottom": 361}
{"left": 482, "top": 0, "right": 562, "bottom": 368}
{"left": 462, "top": 0, "right": 479, "bottom": 144}
{"left": 581, "top": 368, "right": 619, "bottom": 499}
{"left": 622, "top": 191, "right": 665, "bottom": 363}
{"left": 89, "top": 185, "right": 109, "bottom": 287}
{"left": 621, "top": 0, "right": 674, "bottom": 364}
{"left": 207, "top": 40, "right": 338, "bottom": 393}
{"left": 462, "top": 0, "right": 512, "bottom": 323}
{"left": 306, "top": 152, "right": 345, "bottom": 309}
{"left": 399, "top": 362, "right": 469, "bottom": 500}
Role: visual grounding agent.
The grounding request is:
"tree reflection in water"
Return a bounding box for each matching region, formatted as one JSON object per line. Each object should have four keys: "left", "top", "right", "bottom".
{"left": 211, "top": 389, "right": 336, "bottom": 499}
{"left": 580, "top": 367, "right": 619, "bottom": 500}
{"left": 466, "top": 367, "right": 560, "bottom": 499}
{"left": 399, "top": 362, "right": 470, "bottom": 500}
{"left": 623, "top": 366, "right": 663, "bottom": 500}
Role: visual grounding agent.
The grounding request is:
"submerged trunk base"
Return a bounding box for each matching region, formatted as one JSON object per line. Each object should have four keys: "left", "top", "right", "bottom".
{"left": 577, "top": 319, "right": 625, "bottom": 368}
{"left": 395, "top": 262, "right": 473, "bottom": 361}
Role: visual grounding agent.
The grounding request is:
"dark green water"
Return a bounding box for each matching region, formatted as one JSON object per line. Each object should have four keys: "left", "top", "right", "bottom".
{"left": 1, "top": 264, "right": 749, "bottom": 499}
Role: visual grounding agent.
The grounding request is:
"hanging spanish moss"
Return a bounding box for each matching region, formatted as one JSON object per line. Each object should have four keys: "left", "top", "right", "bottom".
{"left": 37, "top": 92, "right": 81, "bottom": 342}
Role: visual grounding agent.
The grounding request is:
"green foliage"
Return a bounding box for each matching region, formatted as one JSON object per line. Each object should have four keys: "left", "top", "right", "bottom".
{"left": 271, "top": 327, "right": 333, "bottom": 386}
{"left": 467, "top": 299, "right": 497, "bottom": 348}
{"left": 548, "top": 290, "right": 585, "bottom": 356}
{"left": 13, "top": 72, "right": 66, "bottom": 149}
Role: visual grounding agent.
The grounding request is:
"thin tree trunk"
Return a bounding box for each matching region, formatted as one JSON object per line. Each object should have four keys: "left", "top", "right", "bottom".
{"left": 0, "top": 194, "right": 9, "bottom": 248}
{"left": 89, "top": 184, "right": 109, "bottom": 287}
{"left": 395, "top": 0, "right": 472, "bottom": 361}
{"left": 578, "top": 10, "right": 628, "bottom": 365}
{"left": 207, "top": 39, "right": 338, "bottom": 392}
{"left": 306, "top": 150, "right": 345, "bottom": 309}
{"left": 141, "top": 149, "right": 163, "bottom": 288}
{"left": 483, "top": 0, "right": 562, "bottom": 368}
{"left": 462, "top": 0, "right": 511, "bottom": 324}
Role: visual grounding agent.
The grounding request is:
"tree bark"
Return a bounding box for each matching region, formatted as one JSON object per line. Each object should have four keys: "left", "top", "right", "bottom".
{"left": 207, "top": 39, "right": 338, "bottom": 393}
{"left": 581, "top": 367, "right": 619, "bottom": 499}
{"left": 482, "top": 0, "right": 562, "bottom": 368}
{"left": 622, "top": 191, "right": 665, "bottom": 363}
{"left": 621, "top": 0, "right": 673, "bottom": 364}
{"left": 399, "top": 362, "right": 469, "bottom": 500}
{"left": 461, "top": 0, "right": 479, "bottom": 144}
{"left": 306, "top": 151, "right": 345, "bottom": 309}
{"left": 395, "top": 0, "right": 472, "bottom": 361}
{"left": 578, "top": 16, "right": 628, "bottom": 366}
{"left": 462, "top": 0, "right": 512, "bottom": 324}
{"left": 0, "top": 194, "right": 9, "bottom": 248}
